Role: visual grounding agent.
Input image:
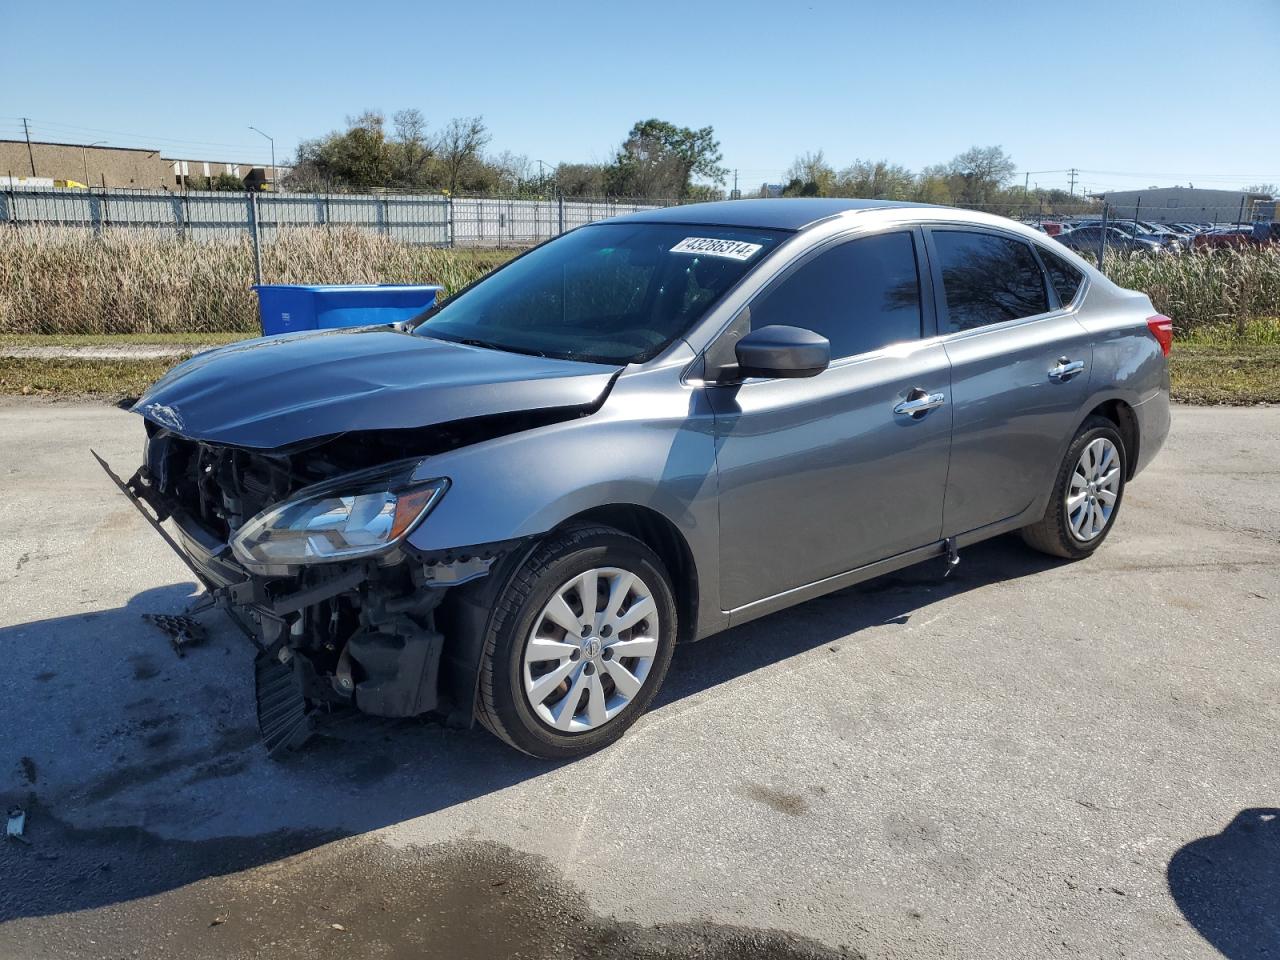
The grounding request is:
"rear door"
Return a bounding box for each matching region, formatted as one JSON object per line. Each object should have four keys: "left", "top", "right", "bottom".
{"left": 925, "top": 227, "right": 1093, "bottom": 537}
{"left": 708, "top": 228, "right": 952, "bottom": 611}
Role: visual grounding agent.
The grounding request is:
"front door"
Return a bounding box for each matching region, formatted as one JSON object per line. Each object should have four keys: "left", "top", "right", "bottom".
{"left": 708, "top": 229, "right": 953, "bottom": 612}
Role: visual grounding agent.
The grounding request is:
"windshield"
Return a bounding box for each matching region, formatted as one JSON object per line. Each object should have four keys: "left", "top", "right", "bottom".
{"left": 413, "top": 222, "right": 786, "bottom": 363}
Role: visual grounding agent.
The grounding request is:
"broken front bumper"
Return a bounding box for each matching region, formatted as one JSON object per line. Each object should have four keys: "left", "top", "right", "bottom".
{"left": 94, "top": 451, "right": 473, "bottom": 755}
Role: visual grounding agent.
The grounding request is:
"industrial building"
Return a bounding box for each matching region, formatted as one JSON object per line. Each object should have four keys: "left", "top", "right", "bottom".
{"left": 1096, "top": 186, "right": 1272, "bottom": 224}
{"left": 0, "top": 139, "right": 277, "bottom": 191}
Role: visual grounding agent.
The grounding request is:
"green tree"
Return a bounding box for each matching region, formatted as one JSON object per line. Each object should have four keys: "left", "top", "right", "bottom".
{"left": 211, "top": 172, "right": 246, "bottom": 191}
{"left": 912, "top": 164, "right": 953, "bottom": 203}
{"left": 836, "top": 159, "right": 914, "bottom": 199}
{"left": 388, "top": 108, "right": 433, "bottom": 189}
{"left": 555, "top": 162, "right": 609, "bottom": 197}
{"left": 607, "top": 119, "right": 727, "bottom": 199}
{"left": 782, "top": 151, "right": 836, "bottom": 196}
{"left": 433, "top": 116, "right": 490, "bottom": 195}
{"left": 289, "top": 110, "right": 390, "bottom": 192}
{"left": 946, "top": 145, "right": 1016, "bottom": 206}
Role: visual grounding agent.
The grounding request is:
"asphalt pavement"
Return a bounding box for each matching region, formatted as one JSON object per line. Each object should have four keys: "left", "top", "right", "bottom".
{"left": 0, "top": 402, "right": 1276, "bottom": 959}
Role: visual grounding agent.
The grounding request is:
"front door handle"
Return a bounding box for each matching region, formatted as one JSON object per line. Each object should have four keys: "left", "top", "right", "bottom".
{"left": 1048, "top": 358, "right": 1085, "bottom": 382}
{"left": 893, "top": 390, "right": 946, "bottom": 417}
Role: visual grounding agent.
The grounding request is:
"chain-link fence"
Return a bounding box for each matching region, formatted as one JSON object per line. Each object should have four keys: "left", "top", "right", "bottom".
{"left": 0, "top": 184, "right": 670, "bottom": 251}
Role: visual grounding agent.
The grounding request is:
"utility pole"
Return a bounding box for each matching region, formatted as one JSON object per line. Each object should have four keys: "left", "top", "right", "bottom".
{"left": 1024, "top": 171, "right": 1030, "bottom": 197}
{"left": 1068, "top": 168, "right": 1079, "bottom": 197}
{"left": 732, "top": 169, "right": 739, "bottom": 200}
{"left": 22, "top": 118, "right": 36, "bottom": 176}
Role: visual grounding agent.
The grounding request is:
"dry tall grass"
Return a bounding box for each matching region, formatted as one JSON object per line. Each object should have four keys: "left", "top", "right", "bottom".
{"left": 1, "top": 226, "right": 1277, "bottom": 337}
{"left": 0, "top": 227, "right": 516, "bottom": 335}
{"left": 1105, "top": 246, "right": 1280, "bottom": 335}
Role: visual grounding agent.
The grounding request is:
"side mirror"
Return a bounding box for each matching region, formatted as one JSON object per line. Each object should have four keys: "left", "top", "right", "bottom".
{"left": 731, "top": 325, "right": 830, "bottom": 380}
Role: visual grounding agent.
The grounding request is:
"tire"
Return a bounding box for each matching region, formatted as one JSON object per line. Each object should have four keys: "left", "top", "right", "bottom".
{"left": 476, "top": 524, "right": 677, "bottom": 759}
{"left": 1021, "top": 416, "right": 1128, "bottom": 560}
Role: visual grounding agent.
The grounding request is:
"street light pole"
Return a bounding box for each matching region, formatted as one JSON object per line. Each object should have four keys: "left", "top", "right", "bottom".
{"left": 533, "top": 158, "right": 556, "bottom": 196}
{"left": 82, "top": 141, "right": 106, "bottom": 187}
{"left": 248, "top": 126, "right": 275, "bottom": 191}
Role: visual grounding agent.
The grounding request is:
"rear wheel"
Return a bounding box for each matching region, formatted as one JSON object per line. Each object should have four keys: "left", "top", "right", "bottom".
{"left": 1021, "top": 416, "right": 1127, "bottom": 559}
{"left": 476, "top": 524, "right": 677, "bottom": 759}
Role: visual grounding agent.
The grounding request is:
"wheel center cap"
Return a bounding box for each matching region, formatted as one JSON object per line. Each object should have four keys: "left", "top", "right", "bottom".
{"left": 582, "top": 637, "right": 602, "bottom": 659}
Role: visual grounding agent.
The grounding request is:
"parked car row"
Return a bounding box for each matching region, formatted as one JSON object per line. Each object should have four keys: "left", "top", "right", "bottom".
{"left": 1031, "top": 217, "right": 1278, "bottom": 256}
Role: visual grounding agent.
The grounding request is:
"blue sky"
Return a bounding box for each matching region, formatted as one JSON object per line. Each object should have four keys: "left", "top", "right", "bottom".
{"left": 4, "top": 0, "right": 1278, "bottom": 194}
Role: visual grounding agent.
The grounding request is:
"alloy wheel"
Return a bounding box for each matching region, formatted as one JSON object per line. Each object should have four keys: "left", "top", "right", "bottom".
{"left": 1067, "top": 437, "right": 1121, "bottom": 542}
{"left": 522, "top": 566, "right": 660, "bottom": 732}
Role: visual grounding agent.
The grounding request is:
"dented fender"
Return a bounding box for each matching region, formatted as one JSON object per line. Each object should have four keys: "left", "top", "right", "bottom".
{"left": 405, "top": 355, "right": 727, "bottom": 639}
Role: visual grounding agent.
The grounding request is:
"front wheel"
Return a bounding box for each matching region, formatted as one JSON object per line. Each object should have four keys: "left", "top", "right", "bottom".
{"left": 1021, "top": 416, "right": 1127, "bottom": 559}
{"left": 476, "top": 524, "right": 677, "bottom": 759}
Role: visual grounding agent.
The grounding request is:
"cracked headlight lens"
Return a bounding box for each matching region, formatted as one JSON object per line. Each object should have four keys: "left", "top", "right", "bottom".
{"left": 231, "top": 459, "right": 447, "bottom": 567}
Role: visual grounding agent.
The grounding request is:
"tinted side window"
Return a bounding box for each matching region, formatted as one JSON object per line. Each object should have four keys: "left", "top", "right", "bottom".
{"left": 933, "top": 230, "right": 1050, "bottom": 332}
{"left": 750, "top": 232, "right": 922, "bottom": 360}
{"left": 1038, "top": 247, "right": 1084, "bottom": 306}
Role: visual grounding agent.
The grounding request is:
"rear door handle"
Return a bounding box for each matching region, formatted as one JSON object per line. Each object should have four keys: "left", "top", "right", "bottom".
{"left": 1048, "top": 358, "right": 1085, "bottom": 382}
{"left": 893, "top": 391, "right": 946, "bottom": 417}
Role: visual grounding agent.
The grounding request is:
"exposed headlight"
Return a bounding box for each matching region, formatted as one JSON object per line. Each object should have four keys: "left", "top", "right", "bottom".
{"left": 230, "top": 459, "right": 447, "bottom": 567}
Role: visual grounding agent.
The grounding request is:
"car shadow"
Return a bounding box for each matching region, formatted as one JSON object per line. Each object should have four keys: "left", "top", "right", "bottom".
{"left": 0, "top": 533, "right": 1061, "bottom": 924}
{"left": 1167, "top": 808, "right": 1280, "bottom": 958}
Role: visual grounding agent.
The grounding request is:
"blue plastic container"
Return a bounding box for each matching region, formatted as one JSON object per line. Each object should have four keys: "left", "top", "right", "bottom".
{"left": 253, "top": 284, "right": 443, "bottom": 336}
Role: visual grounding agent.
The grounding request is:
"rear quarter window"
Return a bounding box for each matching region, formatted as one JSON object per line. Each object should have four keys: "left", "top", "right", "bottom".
{"left": 1038, "top": 247, "right": 1085, "bottom": 307}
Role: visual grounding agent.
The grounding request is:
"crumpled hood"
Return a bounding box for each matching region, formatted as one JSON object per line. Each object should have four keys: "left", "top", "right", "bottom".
{"left": 133, "top": 326, "right": 620, "bottom": 449}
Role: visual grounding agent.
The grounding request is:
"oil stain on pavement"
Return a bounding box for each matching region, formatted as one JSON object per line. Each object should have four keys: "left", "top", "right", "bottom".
{"left": 1, "top": 820, "right": 859, "bottom": 959}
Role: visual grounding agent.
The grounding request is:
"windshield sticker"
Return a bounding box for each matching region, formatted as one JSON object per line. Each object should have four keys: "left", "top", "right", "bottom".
{"left": 669, "top": 237, "right": 763, "bottom": 261}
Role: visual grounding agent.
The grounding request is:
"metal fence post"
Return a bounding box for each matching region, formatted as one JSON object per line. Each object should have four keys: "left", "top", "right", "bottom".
{"left": 446, "top": 194, "right": 454, "bottom": 248}
{"left": 4, "top": 173, "right": 15, "bottom": 229}
{"left": 557, "top": 192, "right": 565, "bottom": 236}
{"left": 175, "top": 193, "right": 189, "bottom": 241}
{"left": 249, "top": 191, "right": 264, "bottom": 285}
{"left": 1097, "top": 202, "right": 1108, "bottom": 271}
{"left": 379, "top": 196, "right": 390, "bottom": 236}
{"left": 99, "top": 176, "right": 110, "bottom": 232}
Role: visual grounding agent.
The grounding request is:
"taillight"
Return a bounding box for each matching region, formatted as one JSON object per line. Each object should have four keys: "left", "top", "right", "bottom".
{"left": 1147, "top": 315, "right": 1173, "bottom": 356}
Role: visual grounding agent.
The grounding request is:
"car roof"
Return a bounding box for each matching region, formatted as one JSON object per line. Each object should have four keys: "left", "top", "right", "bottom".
{"left": 606, "top": 198, "right": 933, "bottom": 231}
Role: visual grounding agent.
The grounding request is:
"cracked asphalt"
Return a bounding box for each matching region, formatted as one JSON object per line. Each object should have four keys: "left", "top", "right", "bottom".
{"left": 1, "top": 402, "right": 1276, "bottom": 959}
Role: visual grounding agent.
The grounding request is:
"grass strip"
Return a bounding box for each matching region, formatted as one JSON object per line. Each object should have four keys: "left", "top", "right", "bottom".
{"left": 3, "top": 343, "right": 1277, "bottom": 405}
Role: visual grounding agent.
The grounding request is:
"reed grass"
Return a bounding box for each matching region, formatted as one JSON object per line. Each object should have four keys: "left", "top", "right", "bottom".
{"left": 1105, "top": 247, "right": 1280, "bottom": 337}
{"left": 0, "top": 227, "right": 516, "bottom": 335}
{"left": 2, "top": 227, "right": 1278, "bottom": 339}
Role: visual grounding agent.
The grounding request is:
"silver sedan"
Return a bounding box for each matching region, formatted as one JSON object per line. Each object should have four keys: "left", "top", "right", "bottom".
{"left": 108, "top": 198, "right": 1172, "bottom": 759}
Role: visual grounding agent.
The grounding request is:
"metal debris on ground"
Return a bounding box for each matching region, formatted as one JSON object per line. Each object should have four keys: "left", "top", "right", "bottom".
{"left": 7, "top": 806, "right": 27, "bottom": 841}
{"left": 142, "top": 613, "right": 208, "bottom": 657}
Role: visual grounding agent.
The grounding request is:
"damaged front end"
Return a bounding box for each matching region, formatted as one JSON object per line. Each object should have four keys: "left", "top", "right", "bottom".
{"left": 96, "top": 424, "right": 522, "bottom": 756}
{"left": 95, "top": 325, "right": 623, "bottom": 755}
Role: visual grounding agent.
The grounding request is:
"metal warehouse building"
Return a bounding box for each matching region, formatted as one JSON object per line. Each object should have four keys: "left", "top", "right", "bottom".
{"left": 1098, "top": 186, "right": 1270, "bottom": 224}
